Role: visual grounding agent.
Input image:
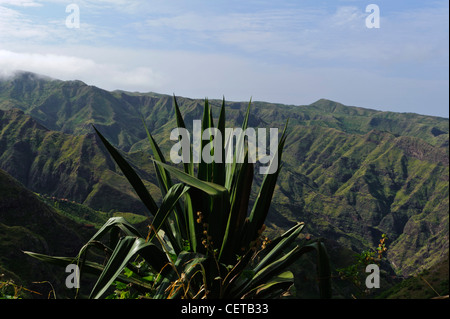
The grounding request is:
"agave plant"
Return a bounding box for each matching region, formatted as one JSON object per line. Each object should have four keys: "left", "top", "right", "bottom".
{"left": 25, "top": 96, "right": 331, "bottom": 299}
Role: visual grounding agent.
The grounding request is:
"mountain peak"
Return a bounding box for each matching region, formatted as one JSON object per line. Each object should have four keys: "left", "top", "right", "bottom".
{"left": 308, "top": 98, "right": 382, "bottom": 116}
{"left": 0, "top": 70, "right": 54, "bottom": 82}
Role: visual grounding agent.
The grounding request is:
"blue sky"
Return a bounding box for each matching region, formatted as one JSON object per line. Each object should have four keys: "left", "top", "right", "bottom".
{"left": 0, "top": 0, "right": 448, "bottom": 117}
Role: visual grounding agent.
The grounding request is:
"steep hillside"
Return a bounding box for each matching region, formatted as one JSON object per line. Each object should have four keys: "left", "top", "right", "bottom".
{"left": 278, "top": 126, "right": 449, "bottom": 275}
{"left": 0, "top": 108, "right": 161, "bottom": 214}
{"left": 0, "top": 168, "right": 95, "bottom": 297}
{"left": 379, "top": 253, "right": 449, "bottom": 299}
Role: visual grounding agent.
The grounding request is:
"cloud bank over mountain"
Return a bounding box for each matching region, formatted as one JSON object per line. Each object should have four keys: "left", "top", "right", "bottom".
{"left": 0, "top": 1, "right": 448, "bottom": 117}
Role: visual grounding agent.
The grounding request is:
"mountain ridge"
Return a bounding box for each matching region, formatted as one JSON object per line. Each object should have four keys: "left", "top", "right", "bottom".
{"left": 1, "top": 71, "right": 447, "bottom": 151}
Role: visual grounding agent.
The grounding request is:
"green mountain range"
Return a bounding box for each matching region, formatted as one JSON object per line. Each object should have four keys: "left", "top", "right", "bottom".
{"left": 0, "top": 71, "right": 448, "bottom": 297}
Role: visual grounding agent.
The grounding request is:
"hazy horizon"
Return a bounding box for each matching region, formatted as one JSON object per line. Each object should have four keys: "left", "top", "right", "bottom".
{"left": 1, "top": 0, "right": 448, "bottom": 117}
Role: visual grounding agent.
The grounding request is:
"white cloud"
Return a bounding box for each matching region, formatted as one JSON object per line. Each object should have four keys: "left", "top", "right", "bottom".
{"left": 0, "top": 49, "right": 163, "bottom": 92}
{"left": 40, "top": 0, "right": 149, "bottom": 14}
{"left": 0, "top": 0, "right": 41, "bottom": 7}
{"left": 0, "top": 4, "right": 60, "bottom": 42}
{"left": 0, "top": 2, "right": 117, "bottom": 46}
{"left": 140, "top": 8, "right": 327, "bottom": 59}
{"left": 0, "top": 5, "right": 43, "bottom": 40}
{"left": 329, "top": 6, "right": 365, "bottom": 27}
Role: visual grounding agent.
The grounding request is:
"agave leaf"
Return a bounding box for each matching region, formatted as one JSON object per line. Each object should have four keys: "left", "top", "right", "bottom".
{"left": 245, "top": 239, "right": 332, "bottom": 299}
{"left": 85, "top": 216, "right": 142, "bottom": 245}
{"left": 243, "top": 120, "right": 288, "bottom": 248}
{"left": 250, "top": 245, "right": 307, "bottom": 284}
{"left": 150, "top": 157, "right": 228, "bottom": 252}
{"left": 229, "top": 159, "right": 253, "bottom": 232}
{"left": 93, "top": 126, "right": 158, "bottom": 217}
{"left": 142, "top": 104, "right": 188, "bottom": 251}
{"left": 141, "top": 117, "right": 167, "bottom": 164}
{"left": 151, "top": 159, "right": 227, "bottom": 197}
{"left": 141, "top": 116, "right": 172, "bottom": 195}
{"left": 221, "top": 247, "right": 254, "bottom": 297}
{"left": 183, "top": 191, "right": 197, "bottom": 252}
{"left": 24, "top": 252, "right": 87, "bottom": 271}
{"left": 206, "top": 189, "right": 231, "bottom": 258}
{"left": 198, "top": 98, "right": 213, "bottom": 182}
{"left": 173, "top": 95, "right": 194, "bottom": 176}
{"left": 167, "top": 254, "right": 207, "bottom": 299}
{"left": 78, "top": 216, "right": 143, "bottom": 254}
{"left": 254, "top": 222, "right": 305, "bottom": 273}
{"left": 152, "top": 160, "right": 185, "bottom": 249}
{"left": 224, "top": 99, "right": 252, "bottom": 190}
{"left": 23, "top": 251, "right": 153, "bottom": 290}
{"left": 242, "top": 271, "right": 294, "bottom": 299}
{"left": 148, "top": 183, "right": 190, "bottom": 244}
{"left": 154, "top": 251, "right": 206, "bottom": 299}
{"left": 89, "top": 236, "right": 168, "bottom": 299}
{"left": 233, "top": 244, "right": 313, "bottom": 297}
{"left": 308, "top": 239, "right": 332, "bottom": 299}
{"left": 218, "top": 157, "right": 253, "bottom": 263}
{"left": 255, "top": 283, "right": 292, "bottom": 299}
{"left": 263, "top": 221, "right": 304, "bottom": 250}
{"left": 212, "top": 97, "right": 226, "bottom": 186}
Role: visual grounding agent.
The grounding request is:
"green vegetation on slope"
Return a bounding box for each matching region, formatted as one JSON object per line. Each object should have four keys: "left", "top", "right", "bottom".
{"left": 0, "top": 108, "right": 162, "bottom": 214}
{"left": 0, "top": 168, "right": 94, "bottom": 297}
